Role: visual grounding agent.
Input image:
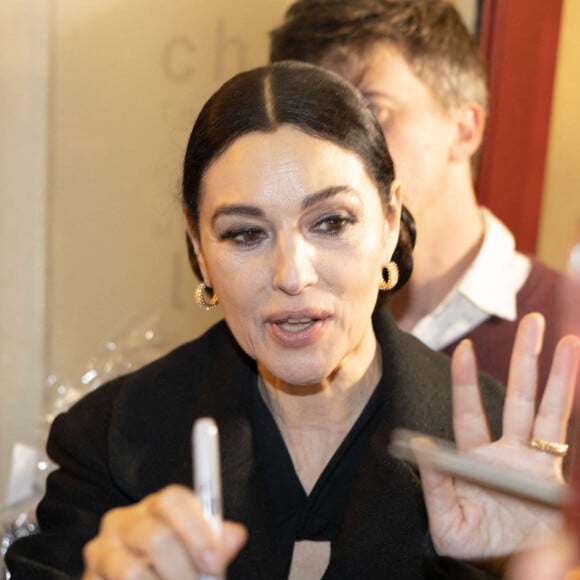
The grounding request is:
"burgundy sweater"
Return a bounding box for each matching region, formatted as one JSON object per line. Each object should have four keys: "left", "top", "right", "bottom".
{"left": 442, "top": 258, "right": 568, "bottom": 395}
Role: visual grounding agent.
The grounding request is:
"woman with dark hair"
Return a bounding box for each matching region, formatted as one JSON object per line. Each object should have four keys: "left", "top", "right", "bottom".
{"left": 6, "top": 61, "right": 578, "bottom": 579}
{"left": 182, "top": 59, "right": 416, "bottom": 307}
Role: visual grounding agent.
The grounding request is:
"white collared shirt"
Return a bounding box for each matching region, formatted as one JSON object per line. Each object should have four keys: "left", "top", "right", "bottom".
{"left": 410, "top": 208, "right": 531, "bottom": 351}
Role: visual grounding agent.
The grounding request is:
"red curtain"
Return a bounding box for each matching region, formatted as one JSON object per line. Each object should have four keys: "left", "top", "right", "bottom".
{"left": 476, "top": 0, "right": 564, "bottom": 253}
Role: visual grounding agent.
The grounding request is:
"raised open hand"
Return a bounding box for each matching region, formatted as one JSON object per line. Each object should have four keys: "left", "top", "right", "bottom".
{"left": 415, "top": 313, "right": 580, "bottom": 560}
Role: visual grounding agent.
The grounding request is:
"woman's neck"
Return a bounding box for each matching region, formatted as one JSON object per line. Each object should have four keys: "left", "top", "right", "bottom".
{"left": 257, "top": 344, "right": 382, "bottom": 493}
{"left": 257, "top": 342, "right": 382, "bottom": 429}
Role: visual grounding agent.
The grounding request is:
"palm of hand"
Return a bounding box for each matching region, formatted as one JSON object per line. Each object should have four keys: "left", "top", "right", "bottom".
{"left": 417, "top": 314, "right": 578, "bottom": 561}
{"left": 429, "top": 441, "right": 564, "bottom": 559}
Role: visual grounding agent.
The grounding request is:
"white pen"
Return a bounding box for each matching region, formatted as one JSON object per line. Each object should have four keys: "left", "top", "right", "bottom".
{"left": 193, "top": 417, "right": 224, "bottom": 580}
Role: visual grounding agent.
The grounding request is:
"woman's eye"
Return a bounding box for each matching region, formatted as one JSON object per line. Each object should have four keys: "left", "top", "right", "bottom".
{"left": 220, "top": 227, "right": 266, "bottom": 246}
{"left": 314, "top": 215, "right": 355, "bottom": 234}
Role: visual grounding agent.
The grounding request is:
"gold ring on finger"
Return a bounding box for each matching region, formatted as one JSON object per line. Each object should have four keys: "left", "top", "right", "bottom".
{"left": 529, "top": 437, "right": 569, "bottom": 457}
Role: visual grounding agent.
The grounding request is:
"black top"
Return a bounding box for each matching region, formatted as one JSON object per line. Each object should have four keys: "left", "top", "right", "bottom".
{"left": 6, "top": 311, "right": 506, "bottom": 579}
{"left": 253, "top": 380, "right": 384, "bottom": 576}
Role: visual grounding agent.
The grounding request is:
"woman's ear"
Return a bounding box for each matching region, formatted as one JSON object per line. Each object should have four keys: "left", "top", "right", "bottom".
{"left": 183, "top": 206, "right": 212, "bottom": 287}
{"left": 383, "top": 179, "right": 402, "bottom": 260}
{"left": 450, "top": 102, "right": 486, "bottom": 162}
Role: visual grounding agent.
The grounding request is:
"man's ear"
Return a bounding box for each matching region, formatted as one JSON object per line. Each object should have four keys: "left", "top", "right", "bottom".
{"left": 183, "top": 206, "right": 211, "bottom": 286}
{"left": 450, "top": 102, "right": 486, "bottom": 162}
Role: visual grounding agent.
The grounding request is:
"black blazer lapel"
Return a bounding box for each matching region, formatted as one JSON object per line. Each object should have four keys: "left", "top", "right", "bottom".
{"left": 325, "top": 418, "right": 429, "bottom": 579}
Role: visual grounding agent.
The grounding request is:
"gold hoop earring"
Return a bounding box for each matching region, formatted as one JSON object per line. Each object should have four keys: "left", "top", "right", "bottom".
{"left": 193, "top": 282, "right": 219, "bottom": 311}
{"left": 379, "top": 261, "right": 399, "bottom": 291}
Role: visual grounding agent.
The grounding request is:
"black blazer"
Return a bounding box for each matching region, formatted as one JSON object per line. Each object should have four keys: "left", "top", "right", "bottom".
{"left": 6, "top": 310, "right": 505, "bottom": 579}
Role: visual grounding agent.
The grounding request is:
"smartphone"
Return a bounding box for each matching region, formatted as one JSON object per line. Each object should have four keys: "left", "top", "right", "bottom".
{"left": 389, "top": 428, "right": 569, "bottom": 509}
{"left": 192, "top": 417, "right": 224, "bottom": 580}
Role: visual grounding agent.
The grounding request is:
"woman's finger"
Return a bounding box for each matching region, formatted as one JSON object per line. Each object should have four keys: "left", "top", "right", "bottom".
{"left": 451, "top": 339, "right": 490, "bottom": 450}
{"left": 121, "top": 514, "right": 198, "bottom": 579}
{"left": 144, "top": 485, "right": 228, "bottom": 575}
{"left": 143, "top": 485, "right": 248, "bottom": 575}
{"left": 83, "top": 539, "right": 157, "bottom": 580}
{"left": 221, "top": 521, "right": 250, "bottom": 561}
{"left": 502, "top": 313, "right": 545, "bottom": 444}
{"left": 533, "top": 335, "right": 580, "bottom": 445}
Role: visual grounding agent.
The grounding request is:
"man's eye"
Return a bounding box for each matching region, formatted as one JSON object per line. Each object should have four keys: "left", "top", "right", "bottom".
{"left": 314, "top": 215, "right": 355, "bottom": 234}
{"left": 221, "top": 227, "right": 266, "bottom": 246}
{"left": 368, "top": 101, "right": 380, "bottom": 117}
{"left": 366, "top": 100, "right": 389, "bottom": 126}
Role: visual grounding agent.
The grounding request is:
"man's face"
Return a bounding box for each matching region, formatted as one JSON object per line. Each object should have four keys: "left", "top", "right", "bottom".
{"left": 325, "top": 42, "right": 460, "bottom": 220}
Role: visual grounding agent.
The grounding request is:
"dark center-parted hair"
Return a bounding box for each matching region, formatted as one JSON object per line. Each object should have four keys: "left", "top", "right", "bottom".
{"left": 182, "top": 61, "right": 415, "bottom": 302}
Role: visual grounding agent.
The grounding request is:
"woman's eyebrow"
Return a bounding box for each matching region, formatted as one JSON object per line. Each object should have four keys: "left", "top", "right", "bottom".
{"left": 211, "top": 204, "right": 264, "bottom": 226}
{"left": 301, "top": 185, "right": 355, "bottom": 210}
{"left": 210, "top": 186, "right": 356, "bottom": 225}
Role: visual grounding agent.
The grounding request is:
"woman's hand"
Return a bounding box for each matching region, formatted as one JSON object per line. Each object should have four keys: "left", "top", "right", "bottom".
{"left": 82, "top": 484, "right": 247, "bottom": 579}
{"left": 416, "top": 312, "right": 580, "bottom": 560}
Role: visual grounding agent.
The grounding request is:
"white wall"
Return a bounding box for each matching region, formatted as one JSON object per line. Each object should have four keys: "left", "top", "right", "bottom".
{"left": 0, "top": 0, "right": 48, "bottom": 506}
{"left": 47, "top": 0, "right": 292, "bottom": 379}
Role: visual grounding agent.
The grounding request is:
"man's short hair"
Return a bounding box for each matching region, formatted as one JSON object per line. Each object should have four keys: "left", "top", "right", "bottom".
{"left": 270, "top": 0, "right": 488, "bottom": 113}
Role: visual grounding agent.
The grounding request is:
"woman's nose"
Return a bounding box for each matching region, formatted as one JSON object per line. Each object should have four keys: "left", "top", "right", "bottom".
{"left": 272, "top": 233, "right": 317, "bottom": 295}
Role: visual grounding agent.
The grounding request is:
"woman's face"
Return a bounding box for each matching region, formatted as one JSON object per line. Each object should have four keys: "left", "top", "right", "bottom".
{"left": 191, "top": 125, "right": 400, "bottom": 386}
